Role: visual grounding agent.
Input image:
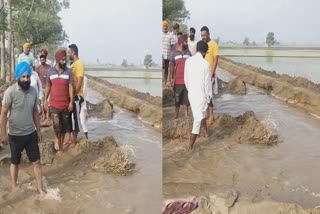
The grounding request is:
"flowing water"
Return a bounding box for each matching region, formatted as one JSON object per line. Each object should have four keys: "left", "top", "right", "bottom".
{"left": 164, "top": 69, "right": 320, "bottom": 208}
{"left": 86, "top": 70, "right": 162, "bottom": 96}
{"left": 0, "top": 88, "right": 162, "bottom": 213}
{"left": 221, "top": 48, "right": 320, "bottom": 83}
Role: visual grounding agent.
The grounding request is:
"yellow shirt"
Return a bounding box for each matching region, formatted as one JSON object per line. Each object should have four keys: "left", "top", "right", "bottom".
{"left": 205, "top": 40, "right": 219, "bottom": 74}
{"left": 71, "top": 59, "right": 85, "bottom": 96}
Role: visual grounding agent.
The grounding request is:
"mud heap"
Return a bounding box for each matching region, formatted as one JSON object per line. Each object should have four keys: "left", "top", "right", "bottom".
{"left": 164, "top": 111, "right": 278, "bottom": 145}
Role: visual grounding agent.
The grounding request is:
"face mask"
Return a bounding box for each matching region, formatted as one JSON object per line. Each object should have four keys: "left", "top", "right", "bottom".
{"left": 18, "top": 79, "right": 31, "bottom": 90}
{"left": 59, "top": 63, "right": 66, "bottom": 70}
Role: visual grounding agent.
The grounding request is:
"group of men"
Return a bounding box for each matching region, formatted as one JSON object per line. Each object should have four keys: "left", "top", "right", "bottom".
{"left": 162, "top": 20, "right": 219, "bottom": 150}
{"left": 0, "top": 43, "right": 88, "bottom": 195}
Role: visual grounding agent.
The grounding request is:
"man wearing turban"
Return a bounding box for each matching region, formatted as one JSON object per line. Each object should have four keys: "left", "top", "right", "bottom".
{"left": 44, "top": 50, "right": 74, "bottom": 156}
{"left": 162, "top": 20, "right": 171, "bottom": 86}
{"left": 17, "top": 42, "right": 35, "bottom": 64}
{"left": 0, "top": 61, "right": 46, "bottom": 197}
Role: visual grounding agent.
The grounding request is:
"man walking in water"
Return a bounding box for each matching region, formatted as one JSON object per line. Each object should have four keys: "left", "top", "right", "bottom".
{"left": 201, "top": 26, "right": 219, "bottom": 125}
{"left": 44, "top": 50, "right": 74, "bottom": 156}
{"left": 1, "top": 61, "right": 46, "bottom": 196}
{"left": 184, "top": 41, "right": 212, "bottom": 150}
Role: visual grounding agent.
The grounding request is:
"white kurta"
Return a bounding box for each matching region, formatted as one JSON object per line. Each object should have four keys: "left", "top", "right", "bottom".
{"left": 184, "top": 53, "right": 212, "bottom": 134}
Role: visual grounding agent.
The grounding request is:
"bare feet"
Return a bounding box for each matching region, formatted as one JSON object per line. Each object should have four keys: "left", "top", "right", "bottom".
{"left": 56, "top": 151, "right": 63, "bottom": 156}
{"left": 38, "top": 189, "right": 47, "bottom": 199}
{"left": 206, "top": 117, "right": 215, "bottom": 126}
{"left": 201, "top": 130, "right": 209, "bottom": 138}
{"left": 11, "top": 185, "right": 18, "bottom": 193}
{"left": 69, "top": 143, "right": 76, "bottom": 149}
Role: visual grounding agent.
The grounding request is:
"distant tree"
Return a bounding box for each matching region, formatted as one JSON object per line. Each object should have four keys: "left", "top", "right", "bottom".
{"left": 129, "top": 63, "right": 135, "bottom": 67}
{"left": 121, "top": 59, "right": 128, "bottom": 67}
{"left": 252, "top": 41, "right": 257, "bottom": 46}
{"left": 144, "top": 54, "right": 153, "bottom": 68}
{"left": 243, "top": 37, "right": 250, "bottom": 46}
{"left": 266, "top": 32, "right": 275, "bottom": 48}
{"left": 163, "top": 0, "right": 190, "bottom": 23}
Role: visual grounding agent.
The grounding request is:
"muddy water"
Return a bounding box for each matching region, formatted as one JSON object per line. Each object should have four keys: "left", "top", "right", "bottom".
{"left": 164, "top": 69, "right": 320, "bottom": 208}
{"left": 0, "top": 88, "right": 161, "bottom": 214}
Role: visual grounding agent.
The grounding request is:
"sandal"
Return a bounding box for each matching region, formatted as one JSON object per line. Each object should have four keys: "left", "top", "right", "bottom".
{"left": 163, "top": 201, "right": 184, "bottom": 214}
{"left": 174, "top": 198, "right": 198, "bottom": 214}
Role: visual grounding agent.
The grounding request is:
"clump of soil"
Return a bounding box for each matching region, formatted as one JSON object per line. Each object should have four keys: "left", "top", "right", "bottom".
{"left": 74, "top": 137, "right": 135, "bottom": 175}
{"left": 213, "top": 111, "right": 278, "bottom": 145}
{"left": 164, "top": 111, "right": 278, "bottom": 145}
{"left": 225, "top": 77, "right": 247, "bottom": 95}
{"left": 95, "top": 99, "right": 114, "bottom": 117}
{"left": 163, "top": 117, "right": 192, "bottom": 139}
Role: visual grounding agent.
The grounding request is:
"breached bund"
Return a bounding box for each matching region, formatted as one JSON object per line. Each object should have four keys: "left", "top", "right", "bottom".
{"left": 87, "top": 75, "right": 162, "bottom": 130}
{"left": 219, "top": 57, "right": 320, "bottom": 117}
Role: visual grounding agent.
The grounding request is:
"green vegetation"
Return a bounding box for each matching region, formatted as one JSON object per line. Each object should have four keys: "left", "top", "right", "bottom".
{"left": 0, "top": 0, "right": 70, "bottom": 82}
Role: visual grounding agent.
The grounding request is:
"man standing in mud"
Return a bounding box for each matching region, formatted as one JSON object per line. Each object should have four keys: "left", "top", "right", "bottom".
{"left": 184, "top": 41, "right": 211, "bottom": 150}
{"left": 37, "top": 53, "right": 51, "bottom": 121}
{"left": 44, "top": 50, "right": 74, "bottom": 156}
{"left": 67, "top": 44, "right": 85, "bottom": 146}
{"left": 201, "top": 26, "right": 219, "bottom": 126}
{"left": 1, "top": 61, "right": 46, "bottom": 196}
{"left": 162, "top": 20, "right": 171, "bottom": 86}
{"left": 170, "top": 35, "right": 191, "bottom": 118}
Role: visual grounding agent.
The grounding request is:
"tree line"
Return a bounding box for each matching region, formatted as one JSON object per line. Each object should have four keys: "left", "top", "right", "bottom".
{"left": 0, "top": 0, "right": 69, "bottom": 83}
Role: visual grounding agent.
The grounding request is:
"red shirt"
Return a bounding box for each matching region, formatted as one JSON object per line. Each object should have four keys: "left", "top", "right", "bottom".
{"left": 170, "top": 49, "right": 191, "bottom": 85}
{"left": 47, "top": 67, "right": 73, "bottom": 109}
{"left": 36, "top": 63, "right": 51, "bottom": 88}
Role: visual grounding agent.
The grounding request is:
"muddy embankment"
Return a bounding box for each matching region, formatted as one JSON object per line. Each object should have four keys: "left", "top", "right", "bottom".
{"left": 87, "top": 74, "right": 162, "bottom": 130}
{"left": 0, "top": 81, "right": 134, "bottom": 173}
{"left": 219, "top": 57, "right": 320, "bottom": 117}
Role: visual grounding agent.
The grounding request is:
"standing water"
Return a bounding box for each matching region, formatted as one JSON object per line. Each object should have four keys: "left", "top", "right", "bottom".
{"left": 0, "top": 88, "right": 161, "bottom": 213}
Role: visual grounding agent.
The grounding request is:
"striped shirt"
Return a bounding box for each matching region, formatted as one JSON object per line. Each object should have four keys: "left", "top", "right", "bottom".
{"left": 162, "top": 31, "right": 171, "bottom": 60}
{"left": 46, "top": 67, "right": 73, "bottom": 109}
{"left": 171, "top": 49, "right": 191, "bottom": 85}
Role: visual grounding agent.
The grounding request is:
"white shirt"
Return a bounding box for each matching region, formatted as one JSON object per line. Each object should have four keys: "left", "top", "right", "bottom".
{"left": 184, "top": 52, "right": 211, "bottom": 120}
{"left": 188, "top": 37, "right": 198, "bottom": 56}
{"left": 30, "top": 71, "right": 43, "bottom": 101}
{"left": 17, "top": 52, "right": 34, "bottom": 64}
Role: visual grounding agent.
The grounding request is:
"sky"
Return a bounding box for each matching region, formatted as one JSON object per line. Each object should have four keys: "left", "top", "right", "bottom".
{"left": 184, "top": 0, "right": 320, "bottom": 45}
{"left": 59, "top": 0, "right": 161, "bottom": 65}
